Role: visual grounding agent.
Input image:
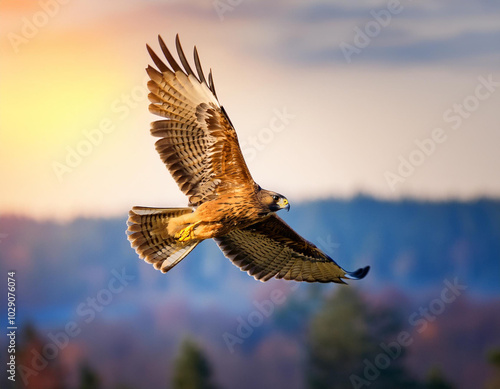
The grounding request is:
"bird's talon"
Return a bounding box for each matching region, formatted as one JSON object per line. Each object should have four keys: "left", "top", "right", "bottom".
{"left": 175, "top": 223, "right": 199, "bottom": 242}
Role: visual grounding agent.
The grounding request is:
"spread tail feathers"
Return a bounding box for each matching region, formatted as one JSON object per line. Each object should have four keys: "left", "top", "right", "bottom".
{"left": 126, "top": 206, "right": 200, "bottom": 273}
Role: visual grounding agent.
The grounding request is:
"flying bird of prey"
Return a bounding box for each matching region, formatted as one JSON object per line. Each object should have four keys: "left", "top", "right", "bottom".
{"left": 126, "top": 35, "right": 370, "bottom": 283}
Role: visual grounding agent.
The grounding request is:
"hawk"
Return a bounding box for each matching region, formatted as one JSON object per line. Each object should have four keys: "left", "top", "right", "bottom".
{"left": 126, "top": 35, "right": 370, "bottom": 283}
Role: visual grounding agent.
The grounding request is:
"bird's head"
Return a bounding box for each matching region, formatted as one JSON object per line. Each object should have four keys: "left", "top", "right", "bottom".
{"left": 258, "top": 188, "right": 290, "bottom": 213}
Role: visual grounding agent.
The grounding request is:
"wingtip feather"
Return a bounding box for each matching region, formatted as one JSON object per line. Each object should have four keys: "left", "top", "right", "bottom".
{"left": 344, "top": 266, "right": 370, "bottom": 280}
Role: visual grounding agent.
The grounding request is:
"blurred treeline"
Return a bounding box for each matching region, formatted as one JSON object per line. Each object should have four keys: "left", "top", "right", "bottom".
{"left": 7, "top": 286, "right": 500, "bottom": 389}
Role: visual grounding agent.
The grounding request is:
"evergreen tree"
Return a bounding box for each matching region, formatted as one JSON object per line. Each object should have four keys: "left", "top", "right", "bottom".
{"left": 425, "top": 366, "right": 454, "bottom": 389}
{"left": 485, "top": 348, "right": 500, "bottom": 389}
{"left": 307, "top": 287, "right": 372, "bottom": 389}
{"left": 172, "top": 338, "right": 218, "bottom": 389}
{"left": 78, "top": 362, "right": 101, "bottom": 389}
{"left": 306, "top": 287, "right": 421, "bottom": 389}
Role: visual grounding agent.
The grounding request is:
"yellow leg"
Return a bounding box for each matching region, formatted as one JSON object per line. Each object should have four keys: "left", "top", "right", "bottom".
{"left": 175, "top": 221, "right": 201, "bottom": 242}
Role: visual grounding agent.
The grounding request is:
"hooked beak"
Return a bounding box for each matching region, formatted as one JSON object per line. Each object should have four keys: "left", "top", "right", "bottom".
{"left": 278, "top": 197, "right": 290, "bottom": 212}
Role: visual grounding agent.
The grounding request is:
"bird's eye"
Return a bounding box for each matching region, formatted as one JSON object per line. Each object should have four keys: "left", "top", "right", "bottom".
{"left": 272, "top": 195, "right": 279, "bottom": 201}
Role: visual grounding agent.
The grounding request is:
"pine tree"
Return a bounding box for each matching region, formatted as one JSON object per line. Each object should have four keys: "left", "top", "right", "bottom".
{"left": 485, "top": 348, "right": 500, "bottom": 389}
{"left": 425, "top": 366, "right": 454, "bottom": 389}
{"left": 78, "top": 362, "right": 101, "bottom": 389}
{"left": 172, "top": 338, "right": 218, "bottom": 389}
{"left": 307, "top": 287, "right": 372, "bottom": 389}
{"left": 306, "top": 287, "right": 421, "bottom": 389}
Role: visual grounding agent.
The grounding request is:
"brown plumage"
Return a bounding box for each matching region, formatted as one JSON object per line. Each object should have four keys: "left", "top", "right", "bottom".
{"left": 126, "top": 35, "right": 370, "bottom": 283}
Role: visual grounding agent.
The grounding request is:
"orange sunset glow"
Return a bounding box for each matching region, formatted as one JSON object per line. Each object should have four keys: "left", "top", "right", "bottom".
{"left": 1, "top": 0, "right": 500, "bottom": 220}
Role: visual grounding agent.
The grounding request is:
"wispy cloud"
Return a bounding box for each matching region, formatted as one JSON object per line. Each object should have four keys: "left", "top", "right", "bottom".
{"left": 205, "top": 0, "right": 500, "bottom": 67}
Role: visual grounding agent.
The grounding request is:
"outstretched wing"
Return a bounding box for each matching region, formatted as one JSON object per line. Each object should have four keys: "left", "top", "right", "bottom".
{"left": 146, "top": 35, "right": 255, "bottom": 206}
{"left": 215, "top": 214, "right": 370, "bottom": 283}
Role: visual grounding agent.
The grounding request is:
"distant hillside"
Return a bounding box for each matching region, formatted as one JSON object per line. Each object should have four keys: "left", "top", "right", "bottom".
{"left": 1, "top": 197, "right": 499, "bottom": 315}
{"left": 282, "top": 196, "right": 500, "bottom": 295}
{"left": 0, "top": 197, "right": 499, "bottom": 389}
